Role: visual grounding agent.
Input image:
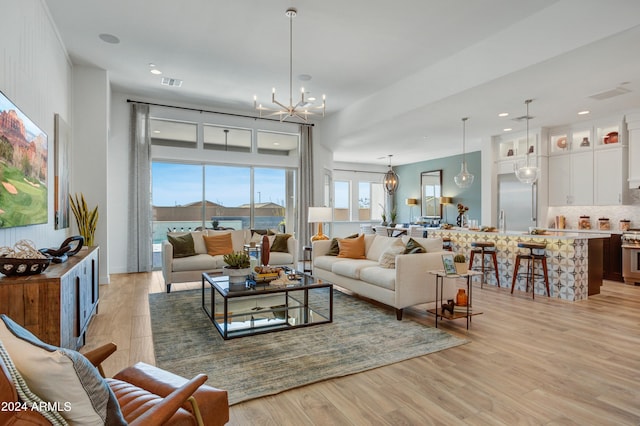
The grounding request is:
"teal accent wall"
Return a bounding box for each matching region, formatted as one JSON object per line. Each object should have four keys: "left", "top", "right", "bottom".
{"left": 393, "top": 151, "right": 481, "bottom": 225}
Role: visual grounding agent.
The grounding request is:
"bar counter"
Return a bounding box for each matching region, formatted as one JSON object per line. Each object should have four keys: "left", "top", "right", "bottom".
{"left": 428, "top": 229, "right": 606, "bottom": 301}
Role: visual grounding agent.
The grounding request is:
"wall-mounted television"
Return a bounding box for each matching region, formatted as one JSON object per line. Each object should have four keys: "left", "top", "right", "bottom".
{"left": 0, "top": 91, "right": 48, "bottom": 228}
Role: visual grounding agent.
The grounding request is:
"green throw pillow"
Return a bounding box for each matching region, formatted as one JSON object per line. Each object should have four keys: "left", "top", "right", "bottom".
{"left": 327, "top": 233, "right": 359, "bottom": 256}
{"left": 404, "top": 237, "right": 426, "bottom": 254}
{"left": 168, "top": 233, "right": 197, "bottom": 258}
{"left": 271, "top": 234, "right": 291, "bottom": 253}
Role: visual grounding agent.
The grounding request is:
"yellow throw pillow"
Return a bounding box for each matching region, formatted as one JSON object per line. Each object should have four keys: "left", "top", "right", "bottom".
{"left": 337, "top": 234, "right": 366, "bottom": 259}
{"left": 203, "top": 233, "right": 233, "bottom": 256}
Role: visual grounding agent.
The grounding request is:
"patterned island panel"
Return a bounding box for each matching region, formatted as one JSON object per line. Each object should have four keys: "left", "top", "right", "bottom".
{"left": 428, "top": 229, "right": 606, "bottom": 301}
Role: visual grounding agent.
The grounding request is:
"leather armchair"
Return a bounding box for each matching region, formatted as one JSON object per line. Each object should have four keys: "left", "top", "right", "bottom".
{"left": 0, "top": 342, "right": 229, "bottom": 426}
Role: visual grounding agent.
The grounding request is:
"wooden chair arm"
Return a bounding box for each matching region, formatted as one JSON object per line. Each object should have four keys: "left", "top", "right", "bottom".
{"left": 129, "top": 374, "right": 208, "bottom": 426}
{"left": 82, "top": 342, "right": 117, "bottom": 377}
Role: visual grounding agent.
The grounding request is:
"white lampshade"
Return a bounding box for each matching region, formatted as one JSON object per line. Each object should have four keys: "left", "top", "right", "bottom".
{"left": 308, "top": 207, "right": 332, "bottom": 223}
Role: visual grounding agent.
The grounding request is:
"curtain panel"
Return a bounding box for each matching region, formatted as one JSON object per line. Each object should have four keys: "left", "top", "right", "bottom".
{"left": 297, "top": 125, "right": 314, "bottom": 252}
{"left": 127, "top": 103, "right": 153, "bottom": 272}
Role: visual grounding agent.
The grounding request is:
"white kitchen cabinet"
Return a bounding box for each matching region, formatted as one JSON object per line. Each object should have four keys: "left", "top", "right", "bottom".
{"left": 594, "top": 146, "right": 628, "bottom": 205}
{"left": 548, "top": 151, "right": 593, "bottom": 206}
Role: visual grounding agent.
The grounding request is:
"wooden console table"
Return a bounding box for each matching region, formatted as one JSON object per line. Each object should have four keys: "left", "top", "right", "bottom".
{"left": 0, "top": 246, "right": 99, "bottom": 349}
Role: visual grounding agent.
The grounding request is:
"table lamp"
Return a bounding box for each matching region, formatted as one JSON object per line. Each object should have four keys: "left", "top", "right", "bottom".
{"left": 439, "top": 196, "right": 452, "bottom": 223}
{"left": 308, "top": 207, "right": 332, "bottom": 242}
{"left": 405, "top": 198, "right": 418, "bottom": 222}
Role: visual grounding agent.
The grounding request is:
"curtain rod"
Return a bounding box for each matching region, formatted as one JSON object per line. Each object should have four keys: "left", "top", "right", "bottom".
{"left": 126, "top": 99, "right": 314, "bottom": 126}
{"left": 333, "top": 168, "right": 385, "bottom": 174}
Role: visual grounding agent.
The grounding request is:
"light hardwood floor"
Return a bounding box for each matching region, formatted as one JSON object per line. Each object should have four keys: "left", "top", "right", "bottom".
{"left": 84, "top": 273, "right": 640, "bottom": 425}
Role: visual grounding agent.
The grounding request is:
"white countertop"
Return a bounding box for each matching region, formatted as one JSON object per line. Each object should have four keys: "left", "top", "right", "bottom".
{"left": 430, "top": 228, "right": 608, "bottom": 240}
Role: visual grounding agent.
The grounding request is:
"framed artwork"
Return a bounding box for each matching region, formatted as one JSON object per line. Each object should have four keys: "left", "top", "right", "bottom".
{"left": 0, "top": 91, "right": 48, "bottom": 228}
{"left": 441, "top": 253, "right": 456, "bottom": 275}
{"left": 54, "top": 113, "right": 70, "bottom": 229}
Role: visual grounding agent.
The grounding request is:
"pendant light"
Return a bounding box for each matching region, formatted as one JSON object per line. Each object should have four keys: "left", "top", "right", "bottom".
{"left": 514, "top": 99, "right": 540, "bottom": 184}
{"left": 454, "top": 117, "right": 474, "bottom": 188}
{"left": 383, "top": 155, "right": 399, "bottom": 194}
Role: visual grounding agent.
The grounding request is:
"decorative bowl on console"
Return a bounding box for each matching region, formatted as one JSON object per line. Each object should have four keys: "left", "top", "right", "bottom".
{"left": 0, "top": 256, "right": 51, "bottom": 277}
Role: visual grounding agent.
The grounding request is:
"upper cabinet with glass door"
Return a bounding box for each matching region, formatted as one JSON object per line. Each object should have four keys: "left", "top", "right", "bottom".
{"left": 549, "top": 126, "right": 593, "bottom": 155}
{"left": 594, "top": 116, "right": 627, "bottom": 150}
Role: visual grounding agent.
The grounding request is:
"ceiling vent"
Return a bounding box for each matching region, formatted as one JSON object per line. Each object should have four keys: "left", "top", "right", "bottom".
{"left": 512, "top": 115, "right": 534, "bottom": 122}
{"left": 161, "top": 77, "right": 183, "bottom": 87}
{"left": 589, "top": 86, "right": 631, "bottom": 100}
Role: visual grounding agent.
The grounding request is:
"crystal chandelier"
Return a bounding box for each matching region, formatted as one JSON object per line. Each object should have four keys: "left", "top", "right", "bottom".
{"left": 253, "top": 8, "right": 326, "bottom": 123}
{"left": 514, "top": 99, "right": 540, "bottom": 184}
{"left": 454, "top": 117, "right": 474, "bottom": 188}
{"left": 383, "top": 155, "right": 399, "bottom": 194}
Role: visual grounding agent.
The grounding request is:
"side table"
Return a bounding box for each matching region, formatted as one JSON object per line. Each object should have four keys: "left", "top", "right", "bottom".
{"left": 303, "top": 245, "right": 313, "bottom": 274}
{"left": 428, "top": 270, "right": 482, "bottom": 329}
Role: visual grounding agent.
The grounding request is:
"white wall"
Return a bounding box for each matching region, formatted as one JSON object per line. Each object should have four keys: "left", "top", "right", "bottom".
{"left": 108, "top": 92, "right": 131, "bottom": 274}
{"left": 0, "top": 0, "right": 72, "bottom": 249}
{"left": 72, "top": 66, "right": 110, "bottom": 283}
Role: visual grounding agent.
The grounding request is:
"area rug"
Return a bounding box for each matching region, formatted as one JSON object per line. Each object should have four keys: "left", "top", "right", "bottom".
{"left": 149, "top": 289, "right": 468, "bottom": 405}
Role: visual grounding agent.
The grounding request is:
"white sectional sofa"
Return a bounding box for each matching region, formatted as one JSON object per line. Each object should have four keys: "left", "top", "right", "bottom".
{"left": 312, "top": 234, "right": 457, "bottom": 320}
{"left": 162, "top": 229, "right": 298, "bottom": 293}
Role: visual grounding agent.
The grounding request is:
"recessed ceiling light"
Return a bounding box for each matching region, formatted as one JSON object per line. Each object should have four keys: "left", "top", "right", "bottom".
{"left": 98, "top": 33, "right": 120, "bottom": 44}
{"left": 503, "top": 128, "right": 512, "bottom": 132}
{"left": 578, "top": 110, "right": 590, "bottom": 115}
{"left": 153, "top": 130, "right": 161, "bottom": 134}
{"left": 273, "top": 142, "right": 280, "bottom": 146}
{"left": 150, "top": 69, "right": 163, "bottom": 75}
{"left": 498, "top": 112, "right": 509, "bottom": 117}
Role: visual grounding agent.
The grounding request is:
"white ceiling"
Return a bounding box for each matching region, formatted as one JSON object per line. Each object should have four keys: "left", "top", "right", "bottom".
{"left": 44, "top": 0, "right": 640, "bottom": 166}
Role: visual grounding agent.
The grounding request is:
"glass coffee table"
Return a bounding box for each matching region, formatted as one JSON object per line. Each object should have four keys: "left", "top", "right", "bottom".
{"left": 202, "top": 269, "right": 333, "bottom": 339}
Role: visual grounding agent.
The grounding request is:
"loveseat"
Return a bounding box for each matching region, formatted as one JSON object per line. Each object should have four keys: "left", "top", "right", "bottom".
{"left": 162, "top": 229, "right": 298, "bottom": 293}
{"left": 312, "top": 233, "right": 457, "bottom": 320}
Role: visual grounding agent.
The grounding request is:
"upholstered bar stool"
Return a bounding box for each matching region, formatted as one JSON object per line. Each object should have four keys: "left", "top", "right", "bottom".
{"left": 468, "top": 241, "right": 500, "bottom": 288}
{"left": 510, "top": 241, "right": 550, "bottom": 299}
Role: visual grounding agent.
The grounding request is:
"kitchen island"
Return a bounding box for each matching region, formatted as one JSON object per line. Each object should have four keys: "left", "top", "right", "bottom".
{"left": 428, "top": 229, "right": 606, "bottom": 301}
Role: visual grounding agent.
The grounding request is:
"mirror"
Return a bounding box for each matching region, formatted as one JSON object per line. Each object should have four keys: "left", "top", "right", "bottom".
{"left": 421, "top": 170, "right": 442, "bottom": 218}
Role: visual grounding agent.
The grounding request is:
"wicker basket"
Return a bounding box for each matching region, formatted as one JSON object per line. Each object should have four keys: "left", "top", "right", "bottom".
{"left": 0, "top": 256, "right": 51, "bottom": 277}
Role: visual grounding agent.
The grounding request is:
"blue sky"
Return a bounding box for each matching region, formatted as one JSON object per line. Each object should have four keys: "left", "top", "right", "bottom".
{"left": 152, "top": 162, "right": 286, "bottom": 207}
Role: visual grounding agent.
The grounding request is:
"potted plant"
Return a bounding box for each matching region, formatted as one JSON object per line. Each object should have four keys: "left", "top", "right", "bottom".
{"left": 453, "top": 253, "right": 468, "bottom": 275}
{"left": 389, "top": 207, "right": 397, "bottom": 227}
{"left": 378, "top": 203, "right": 388, "bottom": 226}
{"left": 69, "top": 193, "right": 98, "bottom": 246}
{"left": 222, "top": 251, "right": 251, "bottom": 286}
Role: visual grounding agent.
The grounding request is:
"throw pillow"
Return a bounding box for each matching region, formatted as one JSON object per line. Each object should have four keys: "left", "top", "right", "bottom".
{"left": 167, "top": 233, "right": 196, "bottom": 258}
{"left": 203, "top": 233, "right": 234, "bottom": 256}
{"left": 327, "top": 233, "right": 358, "bottom": 256}
{"left": 378, "top": 238, "right": 406, "bottom": 268}
{"left": 337, "top": 234, "right": 366, "bottom": 259}
{"left": 404, "top": 237, "right": 426, "bottom": 254}
{"left": 0, "top": 341, "right": 67, "bottom": 425}
{"left": 271, "top": 234, "right": 291, "bottom": 253}
{"left": 0, "top": 315, "right": 127, "bottom": 425}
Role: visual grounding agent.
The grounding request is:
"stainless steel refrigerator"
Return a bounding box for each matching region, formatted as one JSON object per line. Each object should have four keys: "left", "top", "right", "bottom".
{"left": 497, "top": 173, "right": 537, "bottom": 232}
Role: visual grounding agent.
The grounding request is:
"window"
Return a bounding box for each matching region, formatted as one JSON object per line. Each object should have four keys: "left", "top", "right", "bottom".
{"left": 203, "top": 125, "right": 251, "bottom": 152}
{"left": 151, "top": 162, "right": 296, "bottom": 268}
{"left": 333, "top": 181, "right": 350, "bottom": 221}
{"left": 257, "top": 131, "right": 299, "bottom": 157}
{"left": 150, "top": 119, "right": 197, "bottom": 148}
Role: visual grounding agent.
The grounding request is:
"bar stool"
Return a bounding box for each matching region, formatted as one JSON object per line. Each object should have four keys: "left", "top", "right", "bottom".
{"left": 510, "top": 242, "right": 550, "bottom": 299}
{"left": 468, "top": 241, "right": 500, "bottom": 288}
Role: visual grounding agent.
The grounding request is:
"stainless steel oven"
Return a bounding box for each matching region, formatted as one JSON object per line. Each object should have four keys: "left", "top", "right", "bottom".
{"left": 622, "top": 231, "right": 640, "bottom": 285}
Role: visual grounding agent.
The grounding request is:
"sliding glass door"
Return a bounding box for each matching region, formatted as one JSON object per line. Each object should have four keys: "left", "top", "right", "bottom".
{"left": 152, "top": 162, "right": 295, "bottom": 268}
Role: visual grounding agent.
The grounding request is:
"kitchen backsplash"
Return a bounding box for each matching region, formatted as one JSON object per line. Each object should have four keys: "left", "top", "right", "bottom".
{"left": 547, "top": 189, "right": 640, "bottom": 231}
